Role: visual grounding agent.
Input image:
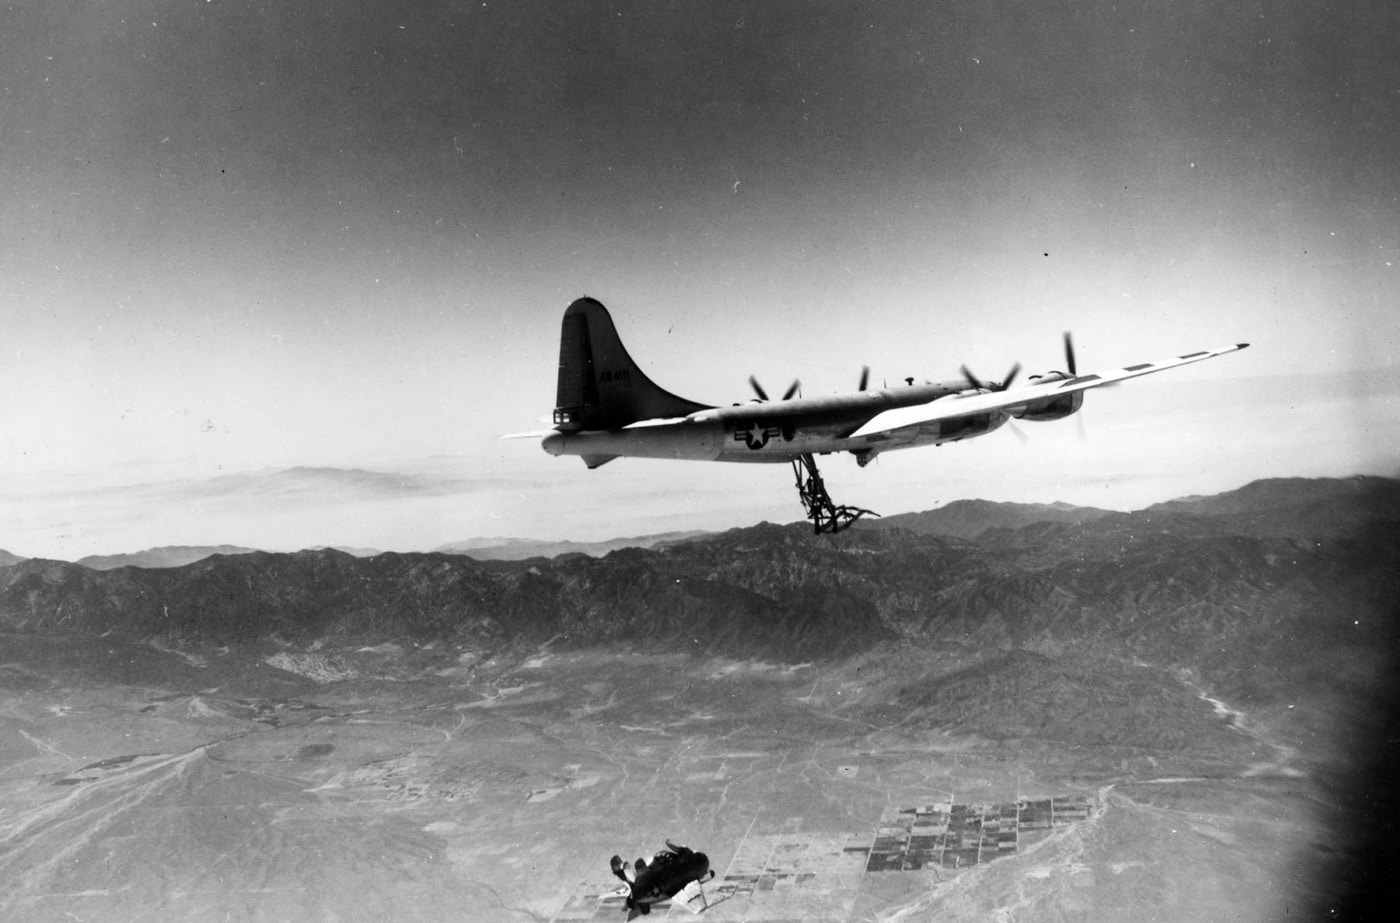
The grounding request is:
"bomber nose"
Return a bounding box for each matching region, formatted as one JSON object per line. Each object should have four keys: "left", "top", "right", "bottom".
{"left": 541, "top": 431, "right": 564, "bottom": 456}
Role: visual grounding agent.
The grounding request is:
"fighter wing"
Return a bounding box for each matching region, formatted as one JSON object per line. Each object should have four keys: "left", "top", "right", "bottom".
{"left": 672, "top": 879, "right": 707, "bottom": 914}
{"left": 849, "top": 343, "right": 1248, "bottom": 438}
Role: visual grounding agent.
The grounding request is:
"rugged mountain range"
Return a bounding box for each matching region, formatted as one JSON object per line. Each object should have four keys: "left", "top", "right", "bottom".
{"left": 2, "top": 477, "right": 1395, "bottom": 698}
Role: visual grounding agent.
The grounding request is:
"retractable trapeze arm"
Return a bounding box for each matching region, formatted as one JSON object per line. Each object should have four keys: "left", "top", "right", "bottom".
{"left": 791, "top": 453, "right": 878, "bottom": 534}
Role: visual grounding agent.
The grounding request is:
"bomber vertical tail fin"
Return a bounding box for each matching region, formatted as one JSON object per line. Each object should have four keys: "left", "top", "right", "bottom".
{"left": 553, "top": 297, "right": 710, "bottom": 431}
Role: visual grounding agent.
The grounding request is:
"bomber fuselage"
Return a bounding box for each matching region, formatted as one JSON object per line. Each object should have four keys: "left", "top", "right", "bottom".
{"left": 541, "top": 380, "right": 1009, "bottom": 465}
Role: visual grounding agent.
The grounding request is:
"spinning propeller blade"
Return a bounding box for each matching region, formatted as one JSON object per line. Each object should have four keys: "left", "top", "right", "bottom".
{"left": 749, "top": 375, "right": 800, "bottom": 401}
{"left": 961, "top": 361, "right": 1021, "bottom": 392}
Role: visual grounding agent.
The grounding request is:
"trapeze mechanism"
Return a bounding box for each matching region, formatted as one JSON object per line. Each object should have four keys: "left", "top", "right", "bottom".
{"left": 791, "top": 453, "right": 878, "bottom": 534}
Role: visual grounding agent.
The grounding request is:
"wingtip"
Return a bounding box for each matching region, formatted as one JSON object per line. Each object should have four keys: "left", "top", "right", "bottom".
{"left": 1237, "top": 342, "right": 1250, "bottom": 349}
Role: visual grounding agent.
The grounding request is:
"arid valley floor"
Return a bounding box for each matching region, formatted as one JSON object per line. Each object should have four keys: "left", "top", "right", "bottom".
{"left": 1, "top": 636, "right": 1326, "bottom": 922}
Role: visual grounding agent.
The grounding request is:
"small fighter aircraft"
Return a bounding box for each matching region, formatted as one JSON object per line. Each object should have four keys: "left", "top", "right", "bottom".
{"left": 521, "top": 297, "right": 1248, "bottom": 533}
{"left": 609, "top": 840, "right": 713, "bottom": 916}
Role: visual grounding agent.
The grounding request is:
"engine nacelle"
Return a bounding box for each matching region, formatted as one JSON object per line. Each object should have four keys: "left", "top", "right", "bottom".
{"left": 935, "top": 411, "right": 1005, "bottom": 441}
{"left": 1013, "top": 385, "right": 1083, "bottom": 422}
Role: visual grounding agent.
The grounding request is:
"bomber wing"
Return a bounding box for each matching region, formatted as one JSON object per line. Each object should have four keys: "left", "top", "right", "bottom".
{"left": 849, "top": 343, "right": 1249, "bottom": 438}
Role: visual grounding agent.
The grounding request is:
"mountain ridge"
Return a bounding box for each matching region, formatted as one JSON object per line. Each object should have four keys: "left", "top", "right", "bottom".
{"left": 75, "top": 544, "right": 262, "bottom": 570}
{"left": 3, "top": 477, "right": 1395, "bottom": 699}
{"left": 433, "top": 530, "right": 710, "bottom": 561}
{"left": 861, "top": 497, "right": 1116, "bottom": 538}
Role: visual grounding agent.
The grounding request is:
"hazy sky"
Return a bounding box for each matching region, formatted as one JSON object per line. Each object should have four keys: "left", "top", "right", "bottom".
{"left": 3, "top": 1, "right": 1398, "bottom": 558}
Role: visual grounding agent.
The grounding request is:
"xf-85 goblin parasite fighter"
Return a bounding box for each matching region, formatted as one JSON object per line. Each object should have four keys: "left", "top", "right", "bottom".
{"left": 608, "top": 841, "right": 712, "bottom": 917}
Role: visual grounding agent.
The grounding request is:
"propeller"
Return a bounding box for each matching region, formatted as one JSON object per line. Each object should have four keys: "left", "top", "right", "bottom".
{"left": 1007, "top": 333, "right": 1088, "bottom": 445}
{"left": 749, "top": 375, "right": 801, "bottom": 401}
{"left": 1065, "top": 333, "right": 1090, "bottom": 441}
{"left": 750, "top": 367, "right": 865, "bottom": 400}
{"left": 960, "top": 361, "right": 1022, "bottom": 392}
{"left": 1029, "top": 332, "right": 1080, "bottom": 383}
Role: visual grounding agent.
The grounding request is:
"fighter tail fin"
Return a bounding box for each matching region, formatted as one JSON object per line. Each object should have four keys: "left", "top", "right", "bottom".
{"left": 610, "top": 855, "right": 635, "bottom": 884}
{"left": 553, "top": 297, "right": 710, "bottom": 431}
